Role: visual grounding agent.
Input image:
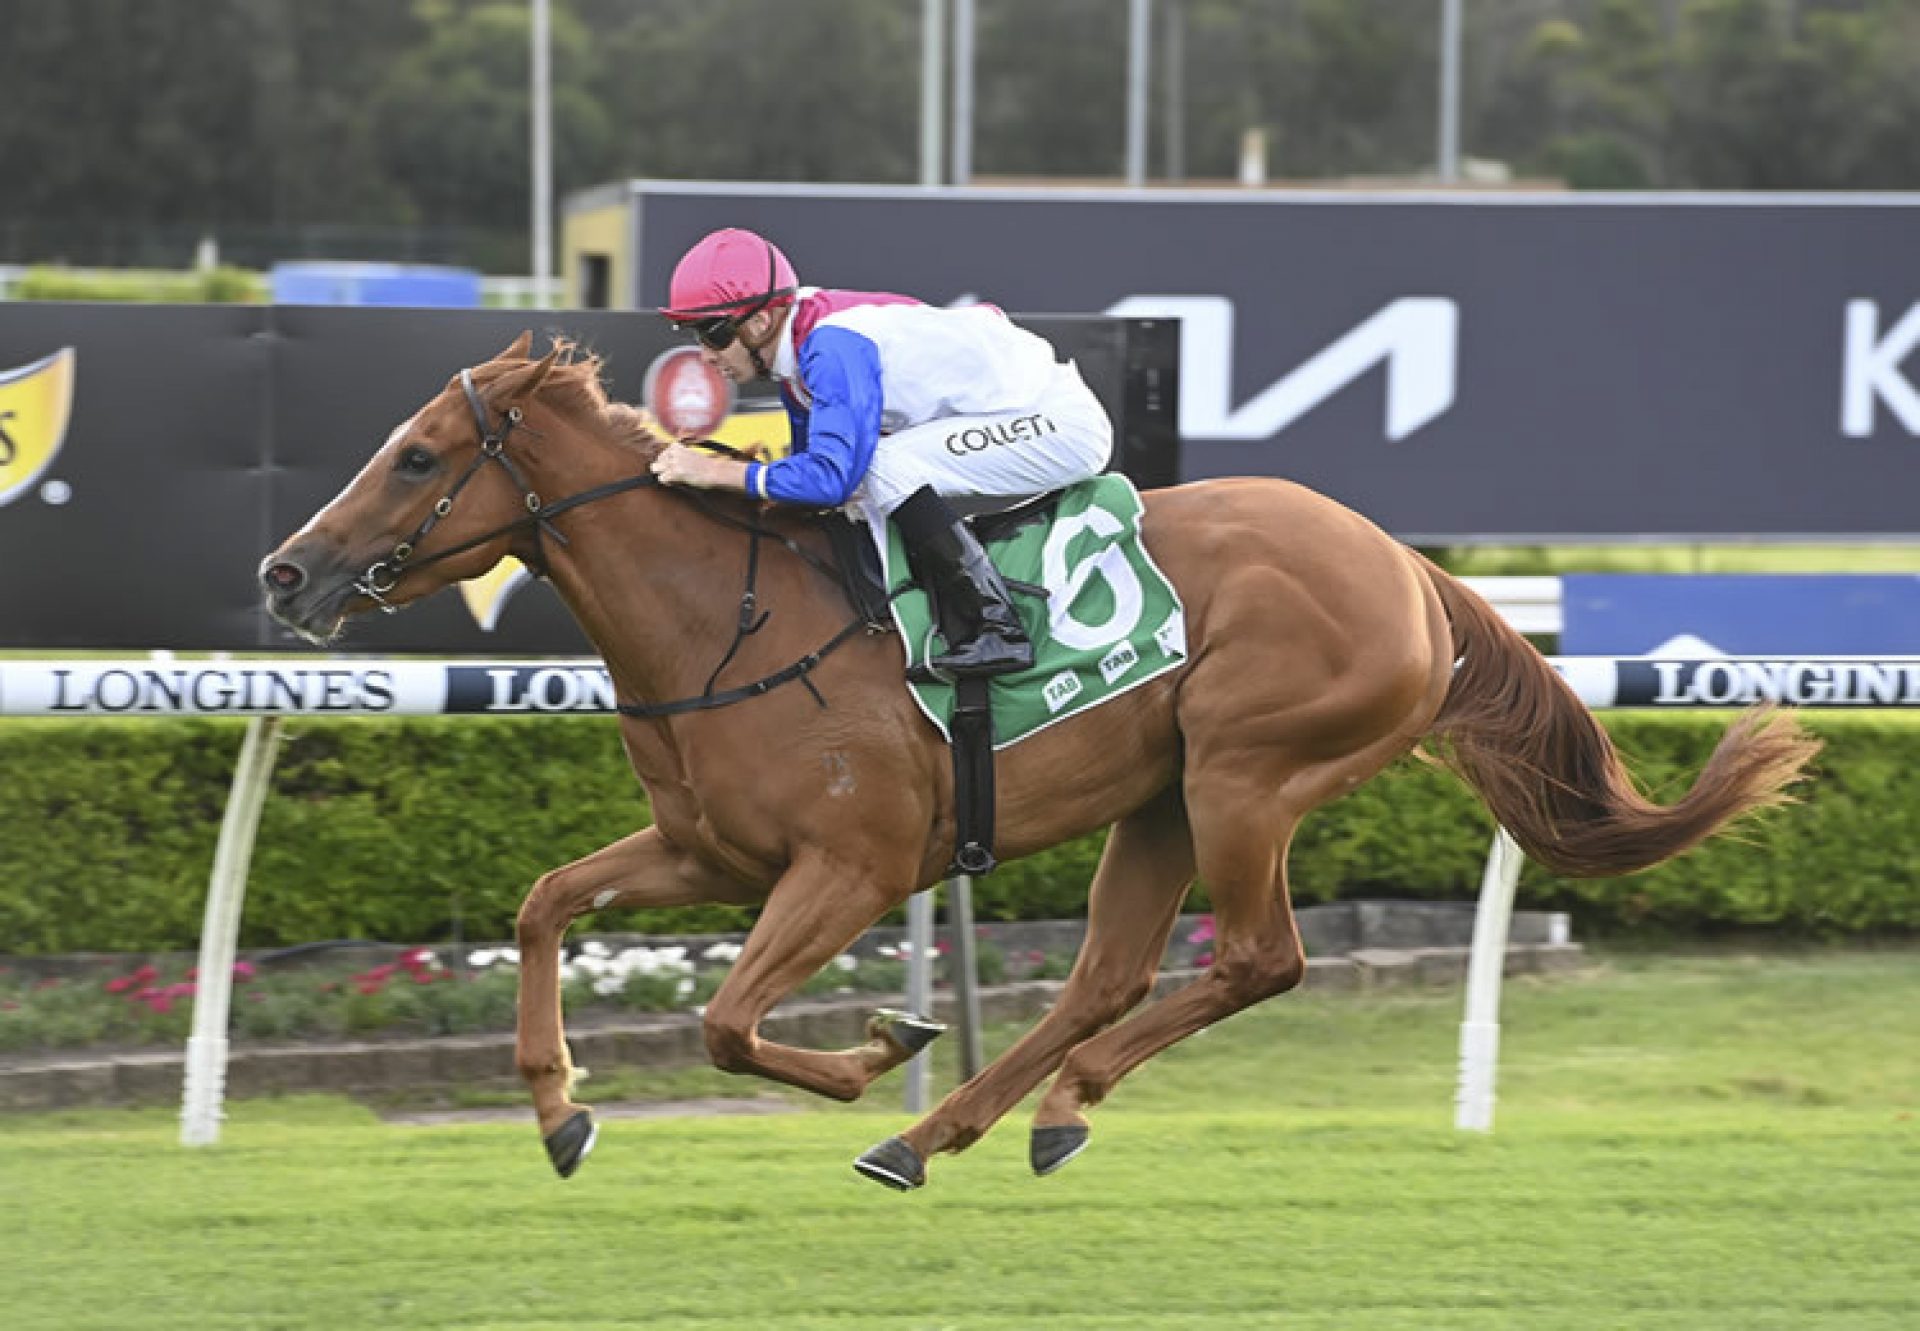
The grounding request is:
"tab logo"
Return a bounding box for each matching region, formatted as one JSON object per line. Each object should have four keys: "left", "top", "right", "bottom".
{"left": 1042, "top": 671, "right": 1083, "bottom": 714}
{"left": 1097, "top": 641, "right": 1139, "bottom": 685}
{"left": 0, "top": 348, "right": 76, "bottom": 507}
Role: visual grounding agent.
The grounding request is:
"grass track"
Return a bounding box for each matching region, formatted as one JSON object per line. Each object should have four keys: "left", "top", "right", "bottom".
{"left": 3, "top": 950, "right": 1916, "bottom": 1330}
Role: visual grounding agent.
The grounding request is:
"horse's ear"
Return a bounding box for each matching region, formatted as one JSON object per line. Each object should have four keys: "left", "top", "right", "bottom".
{"left": 489, "top": 344, "right": 559, "bottom": 406}
{"left": 499, "top": 330, "right": 534, "bottom": 362}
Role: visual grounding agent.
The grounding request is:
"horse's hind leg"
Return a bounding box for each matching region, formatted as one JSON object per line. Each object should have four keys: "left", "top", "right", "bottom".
{"left": 855, "top": 787, "right": 1195, "bottom": 1189}
{"left": 515, "top": 826, "right": 755, "bottom": 1178}
{"left": 1027, "top": 771, "right": 1329, "bottom": 1175}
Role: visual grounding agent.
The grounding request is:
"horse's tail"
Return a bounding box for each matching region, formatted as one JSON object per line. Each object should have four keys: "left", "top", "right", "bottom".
{"left": 1414, "top": 555, "right": 1820, "bottom": 878}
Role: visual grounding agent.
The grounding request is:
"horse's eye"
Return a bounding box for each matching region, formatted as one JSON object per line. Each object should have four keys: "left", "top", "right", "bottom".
{"left": 397, "top": 445, "right": 437, "bottom": 476}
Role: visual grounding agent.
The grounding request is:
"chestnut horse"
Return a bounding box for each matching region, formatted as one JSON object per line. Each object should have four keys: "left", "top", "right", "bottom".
{"left": 260, "top": 336, "right": 1817, "bottom": 1190}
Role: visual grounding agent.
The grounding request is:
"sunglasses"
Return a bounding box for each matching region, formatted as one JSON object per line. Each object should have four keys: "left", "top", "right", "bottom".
{"left": 675, "top": 315, "right": 739, "bottom": 352}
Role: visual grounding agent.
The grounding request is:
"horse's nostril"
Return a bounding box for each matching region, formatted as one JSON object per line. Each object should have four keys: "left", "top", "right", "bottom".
{"left": 263, "top": 560, "right": 306, "bottom": 594}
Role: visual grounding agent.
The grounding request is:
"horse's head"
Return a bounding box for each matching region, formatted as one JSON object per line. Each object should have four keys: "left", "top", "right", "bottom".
{"left": 259, "top": 332, "right": 563, "bottom": 644}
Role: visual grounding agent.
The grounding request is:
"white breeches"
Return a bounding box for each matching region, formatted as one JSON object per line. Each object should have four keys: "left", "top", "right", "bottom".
{"left": 850, "top": 361, "right": 1114, "bottom": 527}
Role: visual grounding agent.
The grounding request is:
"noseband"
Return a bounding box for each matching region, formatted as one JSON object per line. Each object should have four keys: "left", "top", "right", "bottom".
{"left": 354, "top": 369, "right": 568, "bottom": 611}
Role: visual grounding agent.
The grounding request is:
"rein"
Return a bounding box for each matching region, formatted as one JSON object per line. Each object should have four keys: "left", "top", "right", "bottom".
{"left": 352, "top": 370, "right": 889, "bottom": 720}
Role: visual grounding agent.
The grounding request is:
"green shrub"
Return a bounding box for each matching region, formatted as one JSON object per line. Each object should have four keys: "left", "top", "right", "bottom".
{"left": 0, "top": 712, "right": 1911, "bottom": 955}
{"left": 10, "top": 265, "right": 263, "bottom": 303}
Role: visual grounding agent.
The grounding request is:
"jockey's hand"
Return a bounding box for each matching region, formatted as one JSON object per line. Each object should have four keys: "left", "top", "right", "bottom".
{"left": 650, "top": 442, "right": 748, "bottom": 493}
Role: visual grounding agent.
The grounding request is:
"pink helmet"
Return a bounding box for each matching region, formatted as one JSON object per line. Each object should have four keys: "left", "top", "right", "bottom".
{"left": 662, "top": 229, "right": 798, "bottom": 323}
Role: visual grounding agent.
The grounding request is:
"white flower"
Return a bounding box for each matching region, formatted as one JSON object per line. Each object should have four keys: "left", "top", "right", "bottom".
{"left": 703, "top": 941, "right": 743, "bottom": 963}
{"left": 832, "top": 954, "right": 858, "bottom": 972}
{"left": 580, "top": 941, "right": 611, "bottom": 959}
{"left": 877, "top": 944, "right": 899, "bottom": 959}
{"left": 500, "top": 948, "right": 519, "bottom": 966}
{"left": 467, "top": 949, "right": 498, "bottom": 968}
{"left": 593, "top": 975, "right": 625, "bottom": 997}
{"left": 675, "top": 977, "right": 695, "bottom": 1000}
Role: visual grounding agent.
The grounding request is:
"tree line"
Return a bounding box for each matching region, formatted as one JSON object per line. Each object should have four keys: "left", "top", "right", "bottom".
{"left": 1, "top": 0, "right": 1915, "bottom": 272}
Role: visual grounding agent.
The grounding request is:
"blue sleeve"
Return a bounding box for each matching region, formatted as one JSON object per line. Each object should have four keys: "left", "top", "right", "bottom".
{"left": 757, "top": 327, "right": 883, "bottom": 507}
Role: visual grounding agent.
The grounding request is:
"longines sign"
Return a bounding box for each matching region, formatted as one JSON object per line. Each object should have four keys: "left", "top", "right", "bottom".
{"left": 626, "top": 183, "right": 1920, "bottom": 542}
{"left": 9, "top": 658, "right": 1919, "bottom": 716}
{"left": 0, "top": 661, "right": 624, "bottom": 715}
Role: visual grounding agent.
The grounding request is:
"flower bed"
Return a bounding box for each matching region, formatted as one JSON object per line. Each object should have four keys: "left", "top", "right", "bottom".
{"left": 0, "top": 934, "right": 1083, "bottom": 1057}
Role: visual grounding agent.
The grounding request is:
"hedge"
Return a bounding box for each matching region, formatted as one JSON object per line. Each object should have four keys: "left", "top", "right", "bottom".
{"left": 8, "top": 266, "right": 263, "bottom": 303}
{"left": 0, "top": 712, "right": 1912, "bottom": 955}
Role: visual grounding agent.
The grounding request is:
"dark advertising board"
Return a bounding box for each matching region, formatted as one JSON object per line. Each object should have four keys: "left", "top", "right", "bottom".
{"left": 0, "top": 304, "right": 1170, "bottom": 651}
{"left": 627, "top": 182, "right": 1920, "bottom": 542}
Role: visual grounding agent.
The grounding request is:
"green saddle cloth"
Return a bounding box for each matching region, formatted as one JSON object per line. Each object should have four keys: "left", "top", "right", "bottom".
{"left": 882, "top": 474, "right": 1188, "bottom": 749}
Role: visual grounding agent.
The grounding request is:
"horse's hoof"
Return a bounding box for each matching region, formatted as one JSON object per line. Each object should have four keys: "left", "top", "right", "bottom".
{"left": 853, "top": 1136, "right": 926, "bottom": 1192}
{"left": 871, "top": 1008, "right": 947, "bottom": 1056}
{"left": 1030, "top": 1124, "right": 1090, "bottom": 1177}
{"left": 544, "top": 1109, "right": 598, "bottom": 1179}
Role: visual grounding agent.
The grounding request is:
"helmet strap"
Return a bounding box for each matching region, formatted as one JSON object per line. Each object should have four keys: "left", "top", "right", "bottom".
{"left": 740, "top": 306, "right": 784, "bottom": 380}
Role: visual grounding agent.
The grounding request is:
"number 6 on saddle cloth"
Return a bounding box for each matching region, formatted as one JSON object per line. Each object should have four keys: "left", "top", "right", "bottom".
{"left": 833, "top": 475, "right": 1190, "bottom": 875}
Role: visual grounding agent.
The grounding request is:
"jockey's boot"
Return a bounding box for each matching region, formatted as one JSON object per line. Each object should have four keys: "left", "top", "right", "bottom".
{"left": 894, "top": 486, "right": 1034, "bottom": 682}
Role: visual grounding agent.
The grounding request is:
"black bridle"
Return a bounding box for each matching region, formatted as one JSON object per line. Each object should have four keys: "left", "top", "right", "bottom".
{"left": 350, "top": 368, "right": 891, "bottom": 719}
{"left": 353, "top": 369, "right": 570, "bottom": 607}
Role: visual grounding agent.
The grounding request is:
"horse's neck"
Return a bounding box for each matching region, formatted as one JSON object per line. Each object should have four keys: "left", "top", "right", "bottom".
{"left": 533, "top": 468, "right": 836, "bottom": 713}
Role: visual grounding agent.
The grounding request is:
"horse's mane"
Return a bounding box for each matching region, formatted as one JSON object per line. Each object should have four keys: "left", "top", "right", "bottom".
{"left": 489, "top": 340, "right": 666, "bottom": 464}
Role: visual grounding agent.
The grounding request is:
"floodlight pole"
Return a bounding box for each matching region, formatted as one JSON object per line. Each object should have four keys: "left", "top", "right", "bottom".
{"left": 1438, "top": 0, "right": 1462, "bottom": 183}
{"left": 950, "top": 0, "right": 975, "bottom": 185}
{"left": 1126, "top": 0, "right": 1152, "bottom": 187}
{"left": 531, "top": 0, "right": 554, "bottom": 305}
{"left": 921, "top": 0, "right": 945, "bottom": 187}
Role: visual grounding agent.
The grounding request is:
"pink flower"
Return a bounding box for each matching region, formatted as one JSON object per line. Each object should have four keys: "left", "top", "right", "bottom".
{"left": 356, "top": 979, "right": 386, "bottom": 996}
{"left": 411, "top": 972, "right": 437, "bottom": 986}
{"left": 130, "top": 964, "right": 159, "bottom": 985}
{"left": 161, "top": 982, "right": 196, "bottom": 1000}
{"left": 1194, "top": 951, "right": 1214, "bottom": 968}
{"left": 105, "top": 975, "right": 137, "bottom": 995}
{"left": 399, "top": 947, "right": 436, "bottom": 973}
{"left": 231, "top": 961, "right": 257, "bottom": 982}
{"left": 1187, "top": 916, "right": 1216, "bottom": 946}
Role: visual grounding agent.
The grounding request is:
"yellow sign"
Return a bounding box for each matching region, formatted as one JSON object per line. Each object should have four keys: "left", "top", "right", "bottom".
{"left": 456, "top": 406, "right": 792, "bottom": 631}
{"left": 0, "top": 348, "right": 76, "bottom": 508}
{"left": 707, "top": 406, "right": 792, "bottom": 461}
{"left": 459, "top": 557, "right": 534, "bottom": 632}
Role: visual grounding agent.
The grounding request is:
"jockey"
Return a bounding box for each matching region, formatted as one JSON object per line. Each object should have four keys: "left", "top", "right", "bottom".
{"left": 650, "top": 227, "right": 1113, "bottom": 680}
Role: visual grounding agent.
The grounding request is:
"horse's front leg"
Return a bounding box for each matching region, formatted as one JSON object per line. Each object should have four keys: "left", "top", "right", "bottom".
{"left": 515, "top": 825, "right": 755, "bottom": 1177}
{"left": 698, "top": 846, "right": 935, "bottom": 1104}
